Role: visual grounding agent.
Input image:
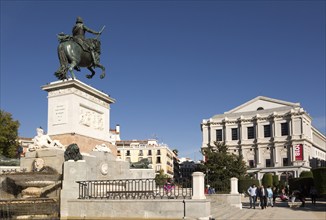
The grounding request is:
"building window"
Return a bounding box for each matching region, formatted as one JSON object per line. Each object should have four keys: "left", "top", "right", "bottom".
{"left": 157, "top": 150, "right": 161, "bottom": 155}
{"left": 126, "top": 157, "right": 131, "bottom": 162}
{"left": 264, "top": 125, "right": 271, "bottom": 138}
{"left": 281, "top": 122, "right": 289, "bottom": 136}
{"left": 232, "top": 128, "right": 238, "bottom": 140}
{"left": 126, "top": 150, "right": 130, "bottom": 156}
{"left": 247, "top": 127, "right": 255, "bottom": 139}
{"left": 156, "top": 165, "right": 161, "bottom": 172}
{"left": 216, "top": 129, "right": 223, "bottom": 141}
{"left": 148, "top": 150, "right": 152, "bottom": 156}
{"left": 148, "top": 157, "right": 152, "bottom": 164}
{"left": 139, "top": 150, "right": 143, "bottom": 156}
{"left": 248, "top": 160, "right": 255, "bottom": 168}
{"left": 266, "top": 159, "right": 271, "bottom": 167}
{"left": 156, "top": 157, "right": 161, "bottom": 164}
{"left": 282, "top": 158, "right": 289, "bottom": 166}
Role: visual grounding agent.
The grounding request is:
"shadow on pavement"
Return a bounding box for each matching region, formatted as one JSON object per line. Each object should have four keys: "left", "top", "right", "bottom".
{"left": 242, "top": 199, "right": 326, "bottom": 213}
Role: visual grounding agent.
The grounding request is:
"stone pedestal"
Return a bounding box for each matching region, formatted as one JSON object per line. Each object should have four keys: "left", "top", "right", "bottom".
{"left": 230, "top": 177, "right": 239, "bottom": 194}
{"left": 20, "top": 148, "right": 65, "bottom": 173}
{"left": 42, "top": 79, "right": 116, "bottom": 153}
{"left": 192, "top": 172, "right": 206, "bottom": 200}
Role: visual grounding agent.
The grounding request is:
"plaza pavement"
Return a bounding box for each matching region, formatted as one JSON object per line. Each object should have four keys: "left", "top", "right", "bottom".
{"left": 211, "top": 197, "right": 326, "bottom": 220}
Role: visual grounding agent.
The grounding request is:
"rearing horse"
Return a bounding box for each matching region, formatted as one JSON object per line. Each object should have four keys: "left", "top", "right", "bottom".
{"left": 55, "top": 38, "right": 105, "bottom": 80}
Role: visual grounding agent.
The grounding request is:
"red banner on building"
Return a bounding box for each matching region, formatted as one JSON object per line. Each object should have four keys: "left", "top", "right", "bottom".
{"left": 294, "top": 144, "right": 303, "bottom": 161}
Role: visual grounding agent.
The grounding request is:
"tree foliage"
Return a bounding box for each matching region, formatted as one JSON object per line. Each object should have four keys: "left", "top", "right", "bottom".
{"left": 155, "top": 169, "right": 170, "bottom": 186}
{"left": 0, "top": 110, "right": 20, "bottom": 158}
{"left": 200, "top": 142, "right": 247, "bottom": 190}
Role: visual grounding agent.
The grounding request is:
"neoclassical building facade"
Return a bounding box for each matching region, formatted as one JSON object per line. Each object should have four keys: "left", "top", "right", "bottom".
{"left": 201, "top": 96, "right": 326, "bottom": 180}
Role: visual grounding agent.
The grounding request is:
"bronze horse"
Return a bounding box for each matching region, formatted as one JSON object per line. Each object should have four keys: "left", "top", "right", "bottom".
{"left": 55, "top": 38, "right": 105, "bottom": 80}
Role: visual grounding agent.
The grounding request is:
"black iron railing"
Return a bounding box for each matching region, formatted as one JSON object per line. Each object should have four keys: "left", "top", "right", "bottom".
{"left": 77, "top": 179, "right": 192, "bottom": 200}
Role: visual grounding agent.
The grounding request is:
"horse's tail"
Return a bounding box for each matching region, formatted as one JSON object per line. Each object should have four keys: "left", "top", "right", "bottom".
{"left": 58, "top": 43, "right": 68, "bottom": 66}
{"left": 55, "top": 43, "right": 69, "bottom": 80}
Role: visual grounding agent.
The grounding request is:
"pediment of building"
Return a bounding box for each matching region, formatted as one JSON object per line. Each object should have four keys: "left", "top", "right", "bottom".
{"left": 225, "top": 96, "right": 300, "bottom": 114}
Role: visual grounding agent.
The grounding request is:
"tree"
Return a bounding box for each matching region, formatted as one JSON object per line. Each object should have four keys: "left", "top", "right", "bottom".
{"left": 0, "top": 110, "right": 20, "bottom": 158}
{"left": 155, "top": 169, "right": 170, "bottom": 186}
{"left": 201, "top": 142, "right": 247, "bottom": 192}
{"left": 262, "top": 173, "right": 273, "bottom": 187}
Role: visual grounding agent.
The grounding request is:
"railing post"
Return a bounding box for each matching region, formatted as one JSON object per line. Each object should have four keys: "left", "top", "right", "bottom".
{"left": 192, "top": 172, "right": 206, "bottom": 199}
{"left": 230, "top": 177, "right": 239, "bottom": 194}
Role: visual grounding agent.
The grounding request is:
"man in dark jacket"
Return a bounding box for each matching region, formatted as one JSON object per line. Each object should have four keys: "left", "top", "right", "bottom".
{"left": 257, "top": 185, "right": 268, "bottom": 209}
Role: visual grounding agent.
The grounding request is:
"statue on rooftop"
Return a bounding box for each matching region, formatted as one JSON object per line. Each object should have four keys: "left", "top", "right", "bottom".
{"left": 54, "top": 16, "right": 106, "bottom": 80}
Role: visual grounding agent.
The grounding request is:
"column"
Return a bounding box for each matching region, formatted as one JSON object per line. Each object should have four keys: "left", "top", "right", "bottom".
{"left": 192, "top": 172, "right": 206, "bottom": 200}
{"left": 230, "top": 177, "right": 239, "bottom": 194}
{"left": 256, "top": 146, "right": 260, "bottom": 165}
{"left": 274, "top": 145, "right": 278, "bottom": 164}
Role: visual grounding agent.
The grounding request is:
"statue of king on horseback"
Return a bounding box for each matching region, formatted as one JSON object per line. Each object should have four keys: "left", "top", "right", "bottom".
{"left": 55, "top": 17, "right": 106, "bottom": 80}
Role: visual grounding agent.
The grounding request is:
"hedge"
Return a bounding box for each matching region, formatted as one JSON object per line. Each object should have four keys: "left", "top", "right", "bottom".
{"left": 312, "top": 168, "right": 326, "bottom": 195}
{"left": 272, "top": 175, "right": 279, "bottom": 187}
{"left": 238, "top": 178, "right": 259, "bottom": 195}
{"left": 289, "top": 177, "right": 314, "bottom": 197}
{"left": 262, "top": 173, "right": 273, "bottom": 187}
{"left": 299, "top": 171, "right": 313, "bottom": 178}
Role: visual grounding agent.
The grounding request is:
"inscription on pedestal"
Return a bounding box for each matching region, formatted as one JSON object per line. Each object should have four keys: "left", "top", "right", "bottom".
{"left": 53, "top": 102, "right": 67, "bottom": 125}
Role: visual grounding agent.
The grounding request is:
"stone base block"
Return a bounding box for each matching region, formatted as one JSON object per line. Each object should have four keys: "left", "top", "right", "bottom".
{"left": 20, "top": 148, "right": 65, "bottom": 173}
{"left": 50, "top": 133, "right": 117, "bottom": 155}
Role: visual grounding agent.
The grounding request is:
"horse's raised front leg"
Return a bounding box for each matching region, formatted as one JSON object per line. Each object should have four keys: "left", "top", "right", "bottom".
{"left": 94, "top": 63, "right": 106, "bottom": 79}
{"left": 86, "top": 67, "right": 96, "bottom": 79}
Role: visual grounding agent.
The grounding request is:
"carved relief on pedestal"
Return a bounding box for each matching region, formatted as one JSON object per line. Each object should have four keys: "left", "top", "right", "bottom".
{"left": 100, "top": 162, "right": 109, "bottom": 175}
{"left": 33, "top": 158, "right": 45, "bottom": 171}
{"left": 79, "top": 105, "right": 104, "bottom": 130}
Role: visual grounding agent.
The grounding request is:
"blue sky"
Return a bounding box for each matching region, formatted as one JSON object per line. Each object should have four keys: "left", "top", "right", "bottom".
{"left": 1, "top": 0, "right": 325, "bottom": 160}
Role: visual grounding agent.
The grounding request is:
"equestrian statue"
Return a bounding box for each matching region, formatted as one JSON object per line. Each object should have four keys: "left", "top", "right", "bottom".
{"left": 55, "top": 17, "right": 106, "bottom": 80}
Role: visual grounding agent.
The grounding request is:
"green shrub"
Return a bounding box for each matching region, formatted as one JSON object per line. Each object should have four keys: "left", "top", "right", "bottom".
{"left": 272, "top": 175, "right": 279, "bottom": 187}
{"left": 312, "top": 168, "right": 326, "bottom": 196}
{"left": 299, "top": 171, "right": 313, "bottom": 178}
{"left": 262, "top": 173, "right": 273, "bottom": 187}
{"left": 238, "top": 178, "right": 259, "bottom": 195}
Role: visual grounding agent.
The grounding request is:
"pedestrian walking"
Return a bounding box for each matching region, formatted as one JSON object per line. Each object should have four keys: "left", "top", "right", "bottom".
{"left": 257, "top": 185, "right": 267, "bottom": 209}
{"left": 267, "top": 186, "right": 274, "bottom": 207}
{"left": 247, "top": 184, "right": 257, "bottom": 209}
{"left": 309, "top": 186, "right": 317, "bottom": 205}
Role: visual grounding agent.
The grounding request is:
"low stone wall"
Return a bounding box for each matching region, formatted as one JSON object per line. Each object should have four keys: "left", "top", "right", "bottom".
{"left": 64, "top": 199, "right": 211, "bottom": 220}
{"left": 206, "top": 194, "right": 242, "bottom": 209}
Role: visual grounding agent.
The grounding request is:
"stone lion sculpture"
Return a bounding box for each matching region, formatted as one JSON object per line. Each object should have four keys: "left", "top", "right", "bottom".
{"left": 64, "top": 143, "right": 83, "bottom": 161}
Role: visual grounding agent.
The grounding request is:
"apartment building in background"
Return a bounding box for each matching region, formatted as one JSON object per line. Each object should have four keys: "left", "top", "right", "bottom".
{"left": 116, "top": 139, "right": 175, "bottom": 177}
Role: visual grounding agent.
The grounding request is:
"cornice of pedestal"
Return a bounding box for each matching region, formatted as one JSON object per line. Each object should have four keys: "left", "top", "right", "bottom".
{"left": 42, "top": 79, "right": 116, "bottom": 107}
